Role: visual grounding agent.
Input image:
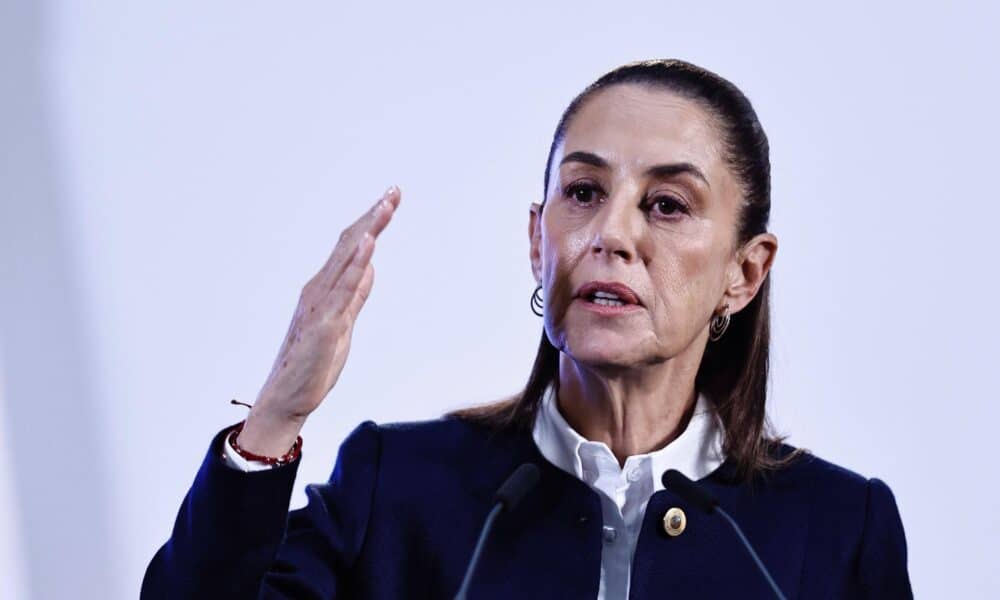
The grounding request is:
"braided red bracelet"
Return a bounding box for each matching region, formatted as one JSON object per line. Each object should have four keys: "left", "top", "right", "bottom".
{"left": 226, "top": 420, "right": 303, "bottom": 467}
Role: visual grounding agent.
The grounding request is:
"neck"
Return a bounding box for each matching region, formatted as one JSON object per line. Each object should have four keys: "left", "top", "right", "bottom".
{"left": 555, "top": 348, "right": 703, "bottom": 467}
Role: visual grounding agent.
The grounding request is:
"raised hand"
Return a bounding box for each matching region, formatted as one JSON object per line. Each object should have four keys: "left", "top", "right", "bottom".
{"left": 236, "top": 186, "right": 401, "bottom": 457}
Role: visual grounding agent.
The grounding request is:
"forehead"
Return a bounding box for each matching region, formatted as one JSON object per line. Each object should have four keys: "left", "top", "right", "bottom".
{"left": 558, "top": 84, "right": 726, "bottom": 180}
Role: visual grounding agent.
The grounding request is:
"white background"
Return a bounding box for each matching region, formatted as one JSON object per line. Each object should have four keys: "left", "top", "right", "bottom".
{"left": 2, "top": 1, "right": 997, "bottom": 598}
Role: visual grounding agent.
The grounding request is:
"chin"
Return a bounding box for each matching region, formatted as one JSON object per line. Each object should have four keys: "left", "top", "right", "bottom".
{"left": 564, "top": 333, "right": 647, "bottom": 369}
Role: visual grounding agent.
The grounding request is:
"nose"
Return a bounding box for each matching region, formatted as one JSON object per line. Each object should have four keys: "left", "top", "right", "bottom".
{"left": 589, "top": 191, "right": 641, "bottom": 263}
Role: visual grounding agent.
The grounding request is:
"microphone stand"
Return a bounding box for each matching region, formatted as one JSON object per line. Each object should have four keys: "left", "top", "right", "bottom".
{"left": 662, "top": 469, "right": 787, "bottom": 600}
{"left": 454, "top": 463, "right": 540, "bottom": 600}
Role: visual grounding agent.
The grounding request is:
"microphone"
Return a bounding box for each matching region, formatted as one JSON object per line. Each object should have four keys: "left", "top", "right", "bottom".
{"left": 454, "top": 463, "right": 540, "bottom": 600}
{"left": 661, "top": 469, "right": 787, "bottom": 600}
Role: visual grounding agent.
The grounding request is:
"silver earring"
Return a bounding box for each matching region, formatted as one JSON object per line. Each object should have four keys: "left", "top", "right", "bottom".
{"left": 531, "top": 284, "right": 544, "bottom": 317}
{"left": 709, "top": 304, "right": 731, "bottom": 341}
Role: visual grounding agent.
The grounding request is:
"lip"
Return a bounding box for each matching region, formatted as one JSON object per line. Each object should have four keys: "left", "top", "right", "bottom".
{"left": 575, "top": 280, "right": 643, "bottom": 306}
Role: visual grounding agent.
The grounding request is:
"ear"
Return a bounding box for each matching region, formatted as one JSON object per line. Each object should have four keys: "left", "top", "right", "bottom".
{"left": 529, "top": 202, "right": 543, "bottom": 283}
{"left": 722, "top": 232, "right": 777, "bottom": 314}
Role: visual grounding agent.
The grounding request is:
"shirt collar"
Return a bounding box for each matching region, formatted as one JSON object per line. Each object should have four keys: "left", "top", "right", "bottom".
{"left": 531, "top": 382, "right": 726, "bottom": 489}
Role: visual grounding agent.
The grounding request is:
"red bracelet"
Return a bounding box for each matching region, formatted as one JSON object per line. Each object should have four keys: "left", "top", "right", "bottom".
{"left": 226, "top": 420, "right": 303, "bottom": 466}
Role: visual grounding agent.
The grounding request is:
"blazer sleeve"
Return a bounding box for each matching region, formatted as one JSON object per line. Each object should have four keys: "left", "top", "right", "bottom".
{"left": 856, "top": 477, "right": 914, "bottom": 599}
{"left": 141, "top": 420, "right": 381, "bottom": 600}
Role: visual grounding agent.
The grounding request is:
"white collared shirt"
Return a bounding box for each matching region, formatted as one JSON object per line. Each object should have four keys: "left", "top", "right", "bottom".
{"left": 531, "top": 383, "right": 726, "bottom": 600}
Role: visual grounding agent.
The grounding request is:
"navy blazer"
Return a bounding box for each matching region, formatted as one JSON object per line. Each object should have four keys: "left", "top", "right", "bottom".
{"left": 142, "top": 417, "right": 913, "bottom": 599}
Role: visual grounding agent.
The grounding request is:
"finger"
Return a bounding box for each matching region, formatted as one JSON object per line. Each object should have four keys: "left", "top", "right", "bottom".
{"left": 316, "top": 186, "right": 399, "bottom": 288}
{"left": 353, "top": 185, "right": 400, "bottom": 243}
{"left": 363, "top": 186, "right": 400, "bottom": 240}
{"left": 327, "top": 232, "right": 375, "bottom": 298}
{"left": 349, "top": 185, "right": 399, "bottom": 242}
{"left": 326, "top": 232, "right": 375, "bottom": 312}
{"left": 345, "top": 262, "right": 375, "bottom": 322}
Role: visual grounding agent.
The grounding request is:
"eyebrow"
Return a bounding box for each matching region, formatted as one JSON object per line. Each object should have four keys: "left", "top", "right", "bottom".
{"left": 559, "top": 150, "right": 711, "bottom": 189}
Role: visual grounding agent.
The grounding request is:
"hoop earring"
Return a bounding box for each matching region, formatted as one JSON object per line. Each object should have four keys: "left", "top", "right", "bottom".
{"left": 530, "top": 284, "right": 544, "bottom": 317}
{"left": 709, "top": 304, "right": 730, "bottom": 341}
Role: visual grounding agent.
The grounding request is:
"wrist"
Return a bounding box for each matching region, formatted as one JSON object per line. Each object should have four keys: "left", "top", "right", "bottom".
{"left": 236, "top": 407, "right": 306, "bottom": 458}
{"left": 227, "top": 420, "right": 302, "bottom": 467}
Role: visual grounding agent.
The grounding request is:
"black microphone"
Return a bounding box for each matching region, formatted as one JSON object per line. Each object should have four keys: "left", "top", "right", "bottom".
{"left": 454, "top": 463, "right": 540, "bottom": 600}
{"left": 661, "top": 469, "right": 787, "bottom": 600}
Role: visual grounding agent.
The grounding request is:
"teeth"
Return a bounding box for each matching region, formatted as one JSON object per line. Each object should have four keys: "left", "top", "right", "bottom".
{"left": 593, "top": 297, "right": 625, "bottom": 307}
{"left": 593, "top": 291, "right": 622, "bottom": 300}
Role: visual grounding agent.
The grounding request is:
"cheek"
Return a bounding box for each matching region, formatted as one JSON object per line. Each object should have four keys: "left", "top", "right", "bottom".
{"left": 650, "top": 237, "right": 726, "bottom": 328}
{"left": 541, "top": 216, "right": 588, "bottom": 285}
{"left": 537, "top": 223, "right": 593, "bottom": 340}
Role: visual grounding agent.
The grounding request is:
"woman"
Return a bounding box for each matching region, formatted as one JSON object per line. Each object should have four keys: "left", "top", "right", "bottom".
{"left": 141, "top": 59, "right": 912, "bottom": 599}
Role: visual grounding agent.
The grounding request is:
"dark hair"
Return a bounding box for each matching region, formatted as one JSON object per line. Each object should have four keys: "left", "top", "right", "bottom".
{"left": 449, "top": 58, "right": 804, "bottom": 482}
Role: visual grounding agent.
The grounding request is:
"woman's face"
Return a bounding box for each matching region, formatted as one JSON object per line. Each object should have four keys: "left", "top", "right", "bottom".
{"left": 529, "top": 83, "right": 775, "bottom": 370}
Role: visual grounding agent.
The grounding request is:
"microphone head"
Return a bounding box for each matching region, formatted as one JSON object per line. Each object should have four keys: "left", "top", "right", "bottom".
{"left": 494, "top": 463, "right": 540, "bottom": 511}
{"left": 661, "top": 469, "right": 718, "bottom": 514}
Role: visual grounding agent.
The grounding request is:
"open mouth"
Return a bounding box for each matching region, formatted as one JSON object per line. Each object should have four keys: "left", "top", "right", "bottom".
{"left": 575, "top": 281, "right": 642, "bottom": 309}
{"left": 586, "top": 291, "right": 631, "bottom": 307}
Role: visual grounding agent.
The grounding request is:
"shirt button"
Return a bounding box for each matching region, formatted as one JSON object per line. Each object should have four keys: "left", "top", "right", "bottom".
{"left": 626, "top": 467, "right": 641, "bottom": 483}
{"left": 602, "top": 526, "right": 618, "bottom": 543}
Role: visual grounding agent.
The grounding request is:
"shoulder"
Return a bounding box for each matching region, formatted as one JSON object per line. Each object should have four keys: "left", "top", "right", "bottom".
{"left": 314, "top": 416, "right": 504, "bottom": 505}
{"left": 345, "top": 415, "right": 512, "bottom": 453}
{"left": 763, "top": 442, "right": 884, "bottom": 493}
{"left": 754, "top": 442, "right": 906, "bottom": 543}
{"left": 762, "top": 446, "right": 912, "bottom": 595}
{"left": 336, "top": 415, "right": 526, "bottom": 477}
{"left": 329, "top": 416, "right": 536, "bottom": 521}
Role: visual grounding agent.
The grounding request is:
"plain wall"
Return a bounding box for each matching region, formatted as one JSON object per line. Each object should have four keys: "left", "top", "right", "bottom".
{"left": 2, "top": 1, "right": 998, "bottom": 597}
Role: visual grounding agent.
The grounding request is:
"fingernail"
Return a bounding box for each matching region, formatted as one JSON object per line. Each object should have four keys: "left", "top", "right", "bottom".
{"left": 383, "top": 185, "right": 396, "bottom": 198}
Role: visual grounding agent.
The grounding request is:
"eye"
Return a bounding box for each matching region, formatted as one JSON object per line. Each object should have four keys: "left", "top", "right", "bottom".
{"left": 645, "top": 195, "right": 689, "bottom": 218}
{"left": 563, "top": 181, "right": 604, "bottom": 205}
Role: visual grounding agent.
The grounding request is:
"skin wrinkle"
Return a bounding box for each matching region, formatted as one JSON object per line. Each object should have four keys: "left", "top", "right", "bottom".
{"left": 528, "top": 84, "right": 776, "bottom": 465}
